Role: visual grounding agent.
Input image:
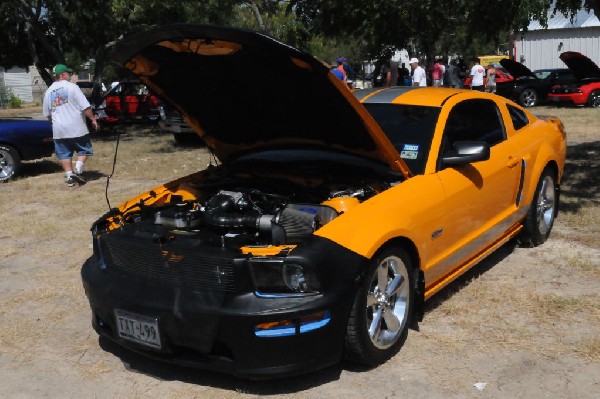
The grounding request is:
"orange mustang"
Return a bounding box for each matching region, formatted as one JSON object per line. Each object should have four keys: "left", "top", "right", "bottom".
{"left": 82, "top": 25, "right": 566, "bottom": 378}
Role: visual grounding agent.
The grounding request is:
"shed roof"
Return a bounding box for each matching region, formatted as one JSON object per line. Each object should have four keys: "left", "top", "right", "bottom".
{"left": 528, "top": 8, "right": 599, "bottom": 30}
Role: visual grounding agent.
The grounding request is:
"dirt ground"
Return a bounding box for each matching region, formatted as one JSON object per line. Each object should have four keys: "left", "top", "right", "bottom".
{"left": 0, "top": 105, "right": 599, "bottom": 398}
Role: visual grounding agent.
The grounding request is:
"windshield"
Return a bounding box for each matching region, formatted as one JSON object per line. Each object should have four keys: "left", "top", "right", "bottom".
{"left": 363, "top": 103, "right": 440, "bottom": 175}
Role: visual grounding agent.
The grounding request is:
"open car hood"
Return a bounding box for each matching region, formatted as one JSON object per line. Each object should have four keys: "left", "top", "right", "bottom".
{"left": 499, "top": 59, "right": 535, "bottom": 79}
{"left": 111, "top": 24, "right": 411, "bottom": 178}
{"left": 559, "top": 51, "right": 600, "bottom": 81}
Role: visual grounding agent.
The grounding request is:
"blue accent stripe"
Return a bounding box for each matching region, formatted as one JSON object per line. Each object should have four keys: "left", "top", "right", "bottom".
{"left": 254, "top": 311, "right": 331, "bottom": 337}
{"left": 299, "top": 315, "right": 331, "bottom": 333}
{"left": 255, "top": 326, "right": 296, "bottom": 337}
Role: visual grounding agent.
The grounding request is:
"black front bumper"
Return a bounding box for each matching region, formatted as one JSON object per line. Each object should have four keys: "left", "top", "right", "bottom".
{"left": 81, "top": 236, "right": 367, "bottom": 378}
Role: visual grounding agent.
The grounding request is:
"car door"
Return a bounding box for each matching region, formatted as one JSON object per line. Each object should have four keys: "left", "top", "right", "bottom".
{"left": 424, "top": 99, "right": 521, "bottom": 286}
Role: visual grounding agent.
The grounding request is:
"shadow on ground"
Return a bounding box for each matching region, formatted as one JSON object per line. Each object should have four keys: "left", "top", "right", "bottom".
{"left": 561, "top": 140, "right": 600, "bottom": 213}
{"left": 91, "top": 123, "right": 207, "bottom": 153}
{"left": 99, "top": 337, "right": 343, "bottom": 393}
{"left": 16, "top": 159, "right": 63, "bottom": 179}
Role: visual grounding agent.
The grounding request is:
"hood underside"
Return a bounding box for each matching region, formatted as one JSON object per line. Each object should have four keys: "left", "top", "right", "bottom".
{"left": 111, "top": 24, "right": 409, "bottom": 177}
{"left": 499, "top": 59, "right": 535, "bottom": 79}
{"left": 559, "top": 51, "right": 600, "bottom": 81}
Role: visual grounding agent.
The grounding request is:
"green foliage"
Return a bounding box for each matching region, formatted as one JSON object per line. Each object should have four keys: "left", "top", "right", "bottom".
{"left": 10, "top": 92, "right": 23, "bottom": 108}
{"left": 0, "top": 0, "right": 596, "bottom": 89}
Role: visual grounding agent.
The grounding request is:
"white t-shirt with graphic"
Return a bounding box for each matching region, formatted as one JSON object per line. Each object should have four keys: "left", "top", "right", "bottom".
{"left": 470, "top": 64, "right": 485, "bottom": 87}
{"left": 43, "top": 80, "right": 91, "bottom": 139}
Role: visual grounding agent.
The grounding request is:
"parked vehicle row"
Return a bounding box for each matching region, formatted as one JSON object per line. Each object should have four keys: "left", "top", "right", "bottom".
{"left": 498, "top": 60, "right": 576, "bottom": 107}
{"left": 419, "top": 52, "right": 599, "bottom": 109}
{"left": 547, "top": 51, "right": 600, "bottom": 108}
{"left": 493, "top": 52, "right": 599, "bottom": 108}
{"left": 92, "top": 80, "right": 161, "bottom": 124}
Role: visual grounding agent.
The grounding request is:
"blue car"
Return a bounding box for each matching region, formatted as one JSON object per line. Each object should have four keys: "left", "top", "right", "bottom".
{"left": 0, "top": 117, "right": 54, "bottom": 182}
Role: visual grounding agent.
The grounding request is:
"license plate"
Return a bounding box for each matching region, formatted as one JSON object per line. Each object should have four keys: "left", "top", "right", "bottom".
{"left": 551, "top": 96, "right": 560, "bottom": 102}
{"left": 115, "top": 309, "right": 161, "bottom": 349}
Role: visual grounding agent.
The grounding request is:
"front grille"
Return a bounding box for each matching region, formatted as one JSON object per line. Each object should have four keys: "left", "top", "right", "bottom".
{"left": 101, "top": 234, "right": 235, "bottom": 292}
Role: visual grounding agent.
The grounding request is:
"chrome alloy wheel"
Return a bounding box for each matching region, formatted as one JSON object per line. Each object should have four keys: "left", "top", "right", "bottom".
{"left": 0, "top": 148, "right": 15, "bottom": 180}
{"left": 365, "top": 255, "right": 410, "bottom": 349}
{"left": 589, "top": 91, "right": 600, "bottom": 108}
{"left": 536, "top": 175, "right": 556, "bottom": 236}
{"left": 520, "top": 89, "right": 538, "bottom": 107}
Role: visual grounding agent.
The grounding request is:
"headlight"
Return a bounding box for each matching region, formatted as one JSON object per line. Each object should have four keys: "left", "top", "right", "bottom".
{"left": 249, "top": 258, "right": 320, "bottom": 296}
{"left": 283, "top": 263, "right": 307, "bottom": 292}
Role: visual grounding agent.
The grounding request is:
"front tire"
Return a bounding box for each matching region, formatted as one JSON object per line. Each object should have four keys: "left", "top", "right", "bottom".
{"left": 520, "top": 168, "right": 557, "bottom": 246}
{"left": 519, "top": 88, "right": 538, "bottom": 107}
{"left": 0, "top": 144, "right": 21, "bottom": 182}
{"left": 588, "top": 90, "right": 600, "bottom": 108}
{"left": 344, "top": 247, "right": 414, "bottom": 366}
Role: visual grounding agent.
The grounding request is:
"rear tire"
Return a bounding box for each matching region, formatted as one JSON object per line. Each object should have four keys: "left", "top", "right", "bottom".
{"left": 0, "top": 144, "right": 21, "bottom": 182}
{"left": 519, "top": 88, "right": 538, "bottom": 107}
{"left": 588, "top": 90, "right": 600, "bottom": 108}
{"left": 344, "top": 247, "right": 414, "bottom": 366}
{"left": 520, "top": 168, "right": 557, "bottom": 246}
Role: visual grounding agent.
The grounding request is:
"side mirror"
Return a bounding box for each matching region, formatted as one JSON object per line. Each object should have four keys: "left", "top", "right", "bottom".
{"left": 442, "top": 141, "right": 490, "bottom": 166}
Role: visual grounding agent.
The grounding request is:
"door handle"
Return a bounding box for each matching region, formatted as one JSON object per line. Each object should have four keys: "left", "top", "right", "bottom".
{"left": 506, "top": 158, "right": 520, "bottom": 168}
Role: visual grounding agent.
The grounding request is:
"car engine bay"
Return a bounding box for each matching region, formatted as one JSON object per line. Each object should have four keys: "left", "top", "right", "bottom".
{"left": 94, "top": 155, "right": 403, "bottom": 249}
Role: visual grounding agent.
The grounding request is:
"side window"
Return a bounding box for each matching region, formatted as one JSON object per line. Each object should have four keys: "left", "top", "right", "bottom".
{"left": 507, "top": 104, "right": 529, "bottom": 130}
{"left": 442, "top": 99, "right": 506, "bottom": 149}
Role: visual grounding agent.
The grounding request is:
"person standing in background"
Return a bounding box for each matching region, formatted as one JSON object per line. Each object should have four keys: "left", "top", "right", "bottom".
{"left": 410, "top": 58, "right": 427, "bottom": 87}
{"left": 470, "top": 57, "right": 485, "bottom": 91}
{"left": 335, "top": 57, "right": 348, "bottom": 84}
{"left": 448, "top": 59, "right": 462, "bottom": 88}
{"left": 43, "top": 64, "right": 99, "bottom": 187}
{"left": 432, "top": 58, "right": 444, "bottom": 87}
{"left": 485, "top": 64, "right": 497, "bottom": 93}
{"left": 385, "top": 57, "right": 400, "bottom": 86}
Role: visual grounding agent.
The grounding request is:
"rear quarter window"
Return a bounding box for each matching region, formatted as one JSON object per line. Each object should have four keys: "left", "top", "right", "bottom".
{"left": 507, "top": 104, "right": 529, "bottom": 130}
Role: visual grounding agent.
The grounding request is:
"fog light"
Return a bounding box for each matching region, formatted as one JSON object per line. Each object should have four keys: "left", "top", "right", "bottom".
{"left": 283, "top": 263, "right": 307, "bottom": 292}
{"left": 254, "top": 311, "right": 331, "bottom": 337}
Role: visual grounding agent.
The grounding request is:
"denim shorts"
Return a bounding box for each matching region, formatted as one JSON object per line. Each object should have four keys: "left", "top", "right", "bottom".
{"left": 54, "top": 135, "right": 94, "bottom": 160}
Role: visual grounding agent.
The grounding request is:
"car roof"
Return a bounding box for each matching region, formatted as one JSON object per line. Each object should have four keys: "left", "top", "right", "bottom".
{"left": 354, "top": 86, "right": 479, "bottom": 107}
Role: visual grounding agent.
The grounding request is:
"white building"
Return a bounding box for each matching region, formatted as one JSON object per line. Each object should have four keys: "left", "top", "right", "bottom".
{"left": 0, "top": 67, "right": 34, "bottom": 104}
{"left": 515, "top": 7, "right": 600, "bottom": 70}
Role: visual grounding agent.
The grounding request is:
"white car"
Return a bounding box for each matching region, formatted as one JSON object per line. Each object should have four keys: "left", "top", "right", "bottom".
{"left": 158, "top": 105, "right": 201, "bottom": 144}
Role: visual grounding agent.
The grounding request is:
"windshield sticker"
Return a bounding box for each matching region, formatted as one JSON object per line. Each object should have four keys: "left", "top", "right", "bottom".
{"left": 401, "top": 144, "right": 419, "bottom": 160}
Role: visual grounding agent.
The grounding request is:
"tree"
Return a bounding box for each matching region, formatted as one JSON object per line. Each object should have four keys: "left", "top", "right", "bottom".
{"left": 1, "top": 0, "right": 597, "bottom": 94}
{"left": 289, "top": 0, "right": 598, "bottom": 66}
{"left": 289, "top": 0, "right": 414, "bottom": 61}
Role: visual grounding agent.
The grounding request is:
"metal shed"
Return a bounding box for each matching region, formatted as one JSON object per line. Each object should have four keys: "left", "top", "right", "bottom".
{"left": 0, "top": 67, "right": 34, "bottom": 104}
{"left": 515, "top": 8, "right": 600, "bottom": 70}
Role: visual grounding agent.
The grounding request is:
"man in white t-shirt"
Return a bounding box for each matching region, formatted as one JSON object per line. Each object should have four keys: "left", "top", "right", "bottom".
{"left": 43, "top": 64, "right": 99, "bottom": 187}
{"left": 469, "top": 57, "right": 485, "bottom": 91}
{"left": 409, "top": 58, "right": 427, "bottom": 87}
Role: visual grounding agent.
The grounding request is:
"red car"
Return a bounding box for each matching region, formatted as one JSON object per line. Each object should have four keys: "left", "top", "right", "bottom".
{"left": 547, "top": 51, "right": 600, "bottom": 107}
{"left": 463, "top": 64, "right": 513, "bottom": 89}
{"left": 94, "top": 80, "right": 161, "bottom": 123}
